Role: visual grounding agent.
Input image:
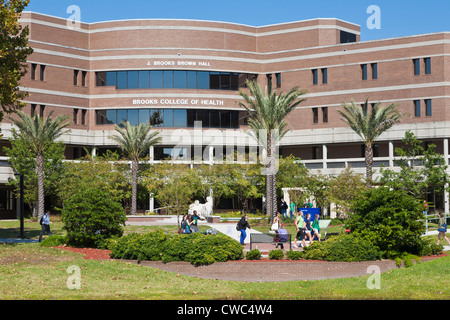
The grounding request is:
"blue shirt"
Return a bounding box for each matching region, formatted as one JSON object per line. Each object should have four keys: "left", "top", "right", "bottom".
{"left": 41, "top": 214, "right": 50, "bottom": 225}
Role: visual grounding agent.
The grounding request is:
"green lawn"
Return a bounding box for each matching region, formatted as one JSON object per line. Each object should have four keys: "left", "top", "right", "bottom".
{"left": 1, "top": 219, "right": 449, "bottom": 300}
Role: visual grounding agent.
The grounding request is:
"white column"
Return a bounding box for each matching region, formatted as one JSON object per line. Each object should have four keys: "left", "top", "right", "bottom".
{"left": 149, "top": 146, "right": 154, "bottom": 164}
{"left": 389, "top": 141, "right": 394, "bottom": 168}
{"left": 322, "top": 144, "right": 328, "bottom": 169}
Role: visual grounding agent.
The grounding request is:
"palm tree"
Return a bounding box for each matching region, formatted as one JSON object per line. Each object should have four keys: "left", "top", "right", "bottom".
{"left": 9, "top": 111, "right": 70, "bottom": 221}
{"left": 111, "top": 121, "right": 161, "bottom": 215}
{"left": 338, "top": 99, "right": 401, "bottom": 185}
{"left": 237, "top": 80, "right": 307, "bottom": 221}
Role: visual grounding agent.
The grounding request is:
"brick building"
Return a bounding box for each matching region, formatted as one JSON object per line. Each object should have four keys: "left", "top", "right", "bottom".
{"left": 0, "top": 11, "right": 449, "bottom": 214}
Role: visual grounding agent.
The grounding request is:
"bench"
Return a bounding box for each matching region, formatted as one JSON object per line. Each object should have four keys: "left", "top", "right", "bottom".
{"left": 250, "top": 233, "right": 292, "bottom": 250}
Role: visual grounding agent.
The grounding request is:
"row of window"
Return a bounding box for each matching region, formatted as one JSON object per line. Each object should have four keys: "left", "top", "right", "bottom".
{"left": 30, "top": 64, "right": 46, "bottom": 81}
{"left": 95, "top": 70, "right": 258, "bottom": 90}
{"left": 96, "top": 108, "right": 241, "bottom": 129}
{"left": 414, "top": 99, "right": 433, "bottom": 117}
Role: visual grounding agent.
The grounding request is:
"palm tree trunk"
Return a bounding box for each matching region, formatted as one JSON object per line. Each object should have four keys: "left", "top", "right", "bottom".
{"left": 36, "top": 151, "right": 45, "bottom": 222}
{"left": 131, "top": 158, "right": 138, "bottom": 215}
{"left": 266, "top": 133, "right": 277, "bottom": 223}
{"left": 365, "top": 144, "right": 374, "bottom": 186}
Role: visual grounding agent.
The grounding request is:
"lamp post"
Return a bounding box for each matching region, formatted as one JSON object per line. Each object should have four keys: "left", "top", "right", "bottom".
{"left": 14, "top": 173, "right": 24, "bottom": 239}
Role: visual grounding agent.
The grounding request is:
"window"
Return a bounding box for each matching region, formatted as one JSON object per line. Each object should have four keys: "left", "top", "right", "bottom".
{"left": 424, "top": 58, "right": 431, "bottom": 74}
{"left": 276, "top": 73, "right": 281, "bottom": 88}
{"left": 413, "top": 59, "right": 420, "bottom": 75}
{"left": 361, "top": 64, "right": 368, "bottom": 80}
{"left": 312, "top": 108, "right": 319, "bottom": 123}
{"left": 117, "top": 71, "right": 128, "bottom": 89}
{"left": 266, "top": 74, "right": 273, "bottom": 88}
{"left": 31, "top": 64, "right": 37, "bottom": 80}
{"left": 163, "top": 71, "right": 174, "bottom": 89}
{"left": 73, "top": 109, "right": 79, "bottom": 124}
{"left": 31, "top": 104, "right": 37, "bottom": 116}
{"left": 139, "top": 71, "right": 150, "bottom": 89}
{"left": 74, "top": 70, "right": 79, "bottom": 86}
{"left": 321, "top": 68, "right": 327, "bottom": 84}
{"left": 371, "top": 63, "right": 378, "bottom": 79}
{"left": 174, "top": 71, "right": 187, "bottom": 89}
{"left": 414, "top": 100, "right": 421, "bottom": 117}
{"left": 127, "top": 71, "right": 139, "bottom": 89}
{"left": 150, "top": 71, "right": 163, "bottom": 89}
{"left": 81, "top": 110, "right": 86, "bottom": 125}
{"left": 82, "top": 71, "right": 87, "bottom": 87}
{"left": 312, "top": 69, "right": 318, "bottom": 85}
{"left": 312, "top": 146, "right": 320, "bottom": 160}
{"left": 425, "top": 99, "right": 432, "bottom": 116}
{"left": 322, "top": 107, "right": 328, "bottom": 123}
{"left": 340, "top": 30, "right": 357, "bottom": 44}
{"left": 39, "top": 105, "right": 45, "bottom": 118}
{"left": 40, "top": 65, "right": 46, "bottom": 81}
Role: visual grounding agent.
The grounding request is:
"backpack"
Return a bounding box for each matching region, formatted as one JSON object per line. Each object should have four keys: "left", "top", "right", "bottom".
{"left": 236, "top": 222, "right": 240, "bottom": 231}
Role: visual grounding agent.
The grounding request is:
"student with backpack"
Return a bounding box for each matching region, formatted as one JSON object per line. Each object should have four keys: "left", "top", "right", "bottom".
{"left": 236, "top": 214, "right": 251, "bottom": 245}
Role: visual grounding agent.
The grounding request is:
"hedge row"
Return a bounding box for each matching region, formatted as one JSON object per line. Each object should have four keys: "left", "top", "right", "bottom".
{"left": 107, "top": 230, "right": 244, "bottom": 266}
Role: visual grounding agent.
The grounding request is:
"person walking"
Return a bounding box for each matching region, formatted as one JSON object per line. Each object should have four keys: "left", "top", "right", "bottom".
{"left": 279, "top": 198, "right": 289, "bottom": 221}
{"left": 237, "top": 214, "right": 251, "bottom": 245}
{"left": 39, "top": 210, "right": 52, "bottom": 242}
{"left": 293, "top": 210, "right": 306, "bottom": 248}
{"left": 437, "top": 212, "right": 450, "bottom": 246}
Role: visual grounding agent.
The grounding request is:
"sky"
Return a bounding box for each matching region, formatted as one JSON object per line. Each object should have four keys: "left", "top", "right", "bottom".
{"left": 25, "top": 0, "right": 450, "bottom": 42}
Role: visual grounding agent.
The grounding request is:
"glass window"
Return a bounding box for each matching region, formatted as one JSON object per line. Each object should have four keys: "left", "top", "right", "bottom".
{"left": 174, "top": 71, "right": 187, "bottom": 89}
{"left": 96, "top": 72, "right": 106, "bottom": 86}
{"left": 196, "top": 110, "right": 210, "bottom": 127}
{"left": 139, "top": 109, "right": 149, "bottom": 124}
{"left": 96, "top": 110, "right": 106, "bottom": 125}
{"left": 105, "top": 110, "right": 116, "bottom": 124}
{"left": 371, "top": 63, "right": 378, "bottom": 79}
{"left": 210, "top": 72, "right": 220, "bottom": 90}
{"left": 139, "top": 71, "right": 150, "bottom": 89}
{"left": 187, "top": 110, "right": 196, "bottom": 127}
{"left": 414, "top": 100, "right": 421, "bottom": 117}
{"left": 425, "top": 99, "right": 432, "bottom": 116}
{"left": 276, "top": 73, "right": 282, "bottom": 88}
{"left": 361, "top": 64, "right": 367, "bottom": 80}
{"left": 117, "top": 71, "right": 128, "bottom": 89}
{"left": 220, "top": 73, "right": 231, "bottom": 90}
{"left": 321, "top": 69, "right": 327, "bottom": 84}
{"left": 163, "top": 71, "right": 174, "bottom": 88}
{"left": 231, "top": 111, "right": 239, "bottom": 128}
{"left": 340, "top": 30, "right": 356, "bottom": 43}
{"left": 197, "top": 71, "right": 210, "bottom": 89}
{"left": 106, "top": 71, "right": 117, "bottom": 86}
{"left": 231, "top": 73, "right": 239, "bottom": 90}
{"left": 187, "top": 71, "right": 197, "bottom": 89}
{"left": 322, "top": 107, "right": 328, "bottom": 123}
{"left": 220, "top": 111, "right": 231, "bottom": 128}
{"left": 117, "top": 110, "right": 128, "bottom": 126}
{"left": 425, "top": 58, "right": 431, "bottom": 74}
{"left": 312, "top": 69, "right": 318, "bottom": 85}
{"left": 150, "top": 71, "right": 163, "bottom": 89}
{"left": 164, "top": 109, "right": 173, "bottom": 127}
{"left": 128, "top": 71, "right": 139, "bottom": 89}
{"left": 211, "top": 110, "right": 220, "bottom": 127}
{"left": 413, "top": 59, "right": 420, "bottom": 75}
{"left": 150, "top": 109, "right": 163, "bottom": 127}
{"left": 173, "top": 109, "right": 187, "bottom": 127}
{"left": 128, "top": 109, "right": 139, "bottom": 126}
{"left": 312, "top": 108, "right": 318, "bottom": 123}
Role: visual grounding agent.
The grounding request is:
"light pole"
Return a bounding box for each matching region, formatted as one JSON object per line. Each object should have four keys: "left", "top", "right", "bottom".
{"left": 14, "top": 173, "right": 24, "bottom": 239}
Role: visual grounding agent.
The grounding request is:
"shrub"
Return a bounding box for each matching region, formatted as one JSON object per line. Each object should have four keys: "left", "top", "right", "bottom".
{"left": 110, "top": 231, "right": 243, "bottom": 266}
{"left": 286, "top": 250, "right": 303, "bottom": 260}
{"left": 268, "top": 249, "right": 284, "bottom": 260}
{"left": 303, "top": 234, "right": 382, "bottom": 262}
{"left": 39, "top": 235, "right": 67, "bottom": 247}
{"left": 346, "top": 188, "right": 436, "bottom": 257}
{"left": 246, "top": 249, "right": 262, "bottom": 260}
{"left": 61, "top": 187, "right": 126, "bottom": 248}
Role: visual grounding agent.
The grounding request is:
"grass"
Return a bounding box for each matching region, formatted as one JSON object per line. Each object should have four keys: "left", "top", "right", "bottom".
{"left": 1, "top": 219, "right": 449, "bottom": 300}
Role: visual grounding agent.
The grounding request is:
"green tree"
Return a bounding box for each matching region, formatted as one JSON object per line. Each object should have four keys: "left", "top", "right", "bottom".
{"left": 338, "top": 99, "right": 401, "bottom": 185}
{"left": 238, "top": 80, "right": 307, "bottom": 221}
{"left": 110, "top": 121, "right": 161, "bottom": 215}
{"left": 0, "top": 0, "right": 33, "bottom": 123}
{"left": 380, "top": 130, "right": 449, "bottom": 204}
{"left": 61, "top": 186, "right": 126, "bottom": 248}
{"left": 8, "top": 111, "right": 70, "bottom": 221}
{"left": 4, "top": 135, "right": 65, "bottom": 217}
{"left": 142, "top": 162, "right": 200, "bottom": 219}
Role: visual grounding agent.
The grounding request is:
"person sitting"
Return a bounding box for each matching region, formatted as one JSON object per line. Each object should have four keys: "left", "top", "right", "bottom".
{"left": 275, "top": 225, "right": 288, "bottom": 249}
{"left": 181, "top": 215, "right": 192, "bottom": 234}
{"left": 270, "top": 212, "right": 281, "bottom": 233}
